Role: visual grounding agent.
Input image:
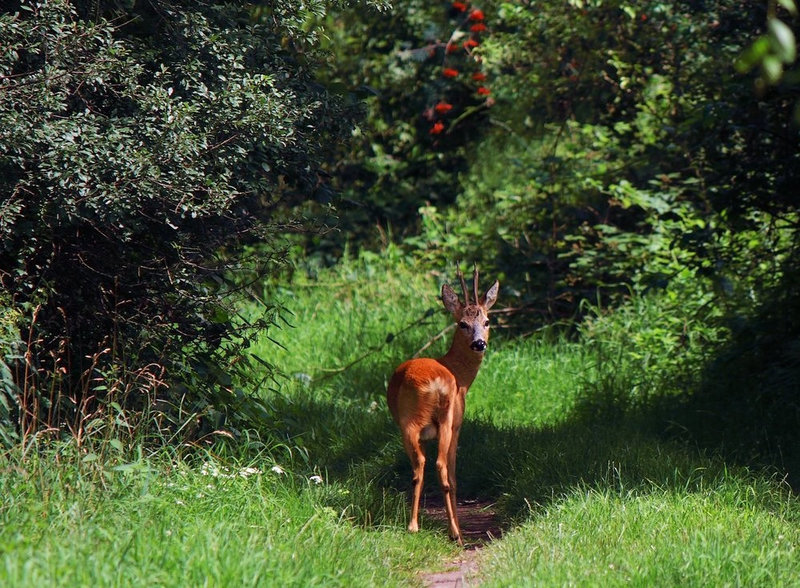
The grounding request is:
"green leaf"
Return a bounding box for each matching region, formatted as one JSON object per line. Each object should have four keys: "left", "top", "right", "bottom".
{"left": 768, "top": 17, "right": 797, "bottom": 63}
{"left": 761, "top": 55, "right": 784, "bottom": 84}
{"left": 735, "top": 37, "right": 770, "bottom": 73}
{"left": 777, "top": 0, "right": 798, "bottom": 17}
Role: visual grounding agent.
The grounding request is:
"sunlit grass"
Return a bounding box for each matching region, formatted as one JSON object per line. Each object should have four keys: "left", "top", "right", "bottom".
{"left": 480, "top": 477, "right": 800, "bottom": 587}
{"left": 3, "top": 254, "right": 800, "bottom": 585}
{"left": 470, "top": 337, "right": 589, "bottom": 427}
{"left": 0, "top": 445, "right": 453, "bottom": 587}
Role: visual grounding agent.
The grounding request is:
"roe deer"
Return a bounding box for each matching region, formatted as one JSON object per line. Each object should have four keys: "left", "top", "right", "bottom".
{"left": 387, "top": 265, "right": 498, "bottom": 545}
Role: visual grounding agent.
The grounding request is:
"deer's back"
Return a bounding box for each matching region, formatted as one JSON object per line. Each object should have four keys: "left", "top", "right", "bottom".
{"left": 387, "top": 358, "right": 457, "bottom": 430}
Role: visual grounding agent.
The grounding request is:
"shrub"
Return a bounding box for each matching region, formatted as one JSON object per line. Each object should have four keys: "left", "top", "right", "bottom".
{"left": 0, "top": 0, "right": 377, "bottom": 444}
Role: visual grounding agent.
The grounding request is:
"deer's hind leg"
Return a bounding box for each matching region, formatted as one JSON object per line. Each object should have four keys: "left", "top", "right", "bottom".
{"left": 435, "top": 408, "right": 462, "bottom": 545}
{"left": 402, "top": 429, "right": 426, "bottom": 533}
{"left": 446, "top": 423, "right": 462, "bottom": 544}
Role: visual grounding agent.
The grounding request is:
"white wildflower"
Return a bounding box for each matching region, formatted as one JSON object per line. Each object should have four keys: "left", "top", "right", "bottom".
{"left": 238, "top": 467, "right": 261, "bottom": 478}
{"left": 200, "top": 462, "right": 235, "bottom": 478}
{"left": 309, "top": 475, "right": 323, "bottom": 485}
{"left": 271, "top": 465, "right": 286, "bottom": 475}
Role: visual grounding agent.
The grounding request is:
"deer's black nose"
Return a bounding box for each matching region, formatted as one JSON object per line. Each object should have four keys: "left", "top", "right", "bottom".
{"left": 470, "top": 340, "right": 487, "bottom": 352}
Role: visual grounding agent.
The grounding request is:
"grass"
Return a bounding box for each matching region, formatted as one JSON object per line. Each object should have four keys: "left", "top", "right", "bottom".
{"left": 469, "top": 337, "right": 589, "bottom": 427}
{"left": 2, "top": 253, "right": 800, "bottom": 585}
{"left": 0, "top": 444, "right": 452, "bottom": 587}
{"left": 480, "top": 480, "right": 800, "bottom": 586}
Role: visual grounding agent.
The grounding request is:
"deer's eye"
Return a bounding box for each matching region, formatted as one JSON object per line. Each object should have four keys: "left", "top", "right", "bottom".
{"left": 484, "top": 320, "right": 490, "bottom": 327}
{"left": 458, "top": 321, "right": 468, "bottom": 329}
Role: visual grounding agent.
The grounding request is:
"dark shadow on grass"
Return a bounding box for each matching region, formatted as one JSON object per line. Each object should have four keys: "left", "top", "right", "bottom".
{"left": 258, "top": 276, "right": 800, "bottom": 538}
{"left": 262, "top": 376, "right": 789, "bottom": 539}
{"left": 635, "top": 285, "right": 800, "bottom": 489}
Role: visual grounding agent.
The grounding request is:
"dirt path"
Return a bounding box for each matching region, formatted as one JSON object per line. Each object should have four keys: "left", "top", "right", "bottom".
{"left": 419, "top": 497, "right": 503, "bottom": 587}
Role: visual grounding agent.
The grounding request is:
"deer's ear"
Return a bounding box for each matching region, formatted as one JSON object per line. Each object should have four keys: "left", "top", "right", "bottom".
{"left": 481, "top": 280, "right": 499, "bottom": 310}
{"left": 441, "top": 284, "right": 462, "bottom": 315}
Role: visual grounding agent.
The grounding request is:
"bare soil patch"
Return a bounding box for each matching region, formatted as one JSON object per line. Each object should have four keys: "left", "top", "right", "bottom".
{"left": 418, "top": 495, "right": 503, "bottom": 587}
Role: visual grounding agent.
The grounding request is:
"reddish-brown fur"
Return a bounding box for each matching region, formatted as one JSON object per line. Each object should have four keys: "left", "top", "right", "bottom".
{"left": 387, "top": 267, "right": 498, "bottom": 545}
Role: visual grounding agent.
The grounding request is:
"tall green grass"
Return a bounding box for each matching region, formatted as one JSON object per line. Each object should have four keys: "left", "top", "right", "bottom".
{"left": 480, "top": 478, "right": 800, "bottom": 587}
{"left": 470, "top": 337, "right": 589, "bottom": 427}
{"left": 0, "top": 442, "right": 453, "bottom": 587}
{"left": 2, "top": 253, "right": 799, "bottom": 585}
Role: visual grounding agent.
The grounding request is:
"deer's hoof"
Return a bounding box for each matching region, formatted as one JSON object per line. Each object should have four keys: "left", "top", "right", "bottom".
{"left": 449, "top": 531, "right": 464, "bottom": 547}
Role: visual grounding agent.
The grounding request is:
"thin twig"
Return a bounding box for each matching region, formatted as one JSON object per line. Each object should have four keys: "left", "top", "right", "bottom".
{"left": 413, "top": 323, "right": 455, "bottom": 358}
{"left": 315, "top": 309, "right": 436, "bottom": 381}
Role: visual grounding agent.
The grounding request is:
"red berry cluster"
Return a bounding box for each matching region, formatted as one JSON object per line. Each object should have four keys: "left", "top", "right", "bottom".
{"left": 426, "top": 2, "right": 492, "bottom": 135}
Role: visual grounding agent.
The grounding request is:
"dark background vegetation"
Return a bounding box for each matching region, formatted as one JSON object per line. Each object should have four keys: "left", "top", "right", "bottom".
{"left": 1, "top": 0, "right": 799, "bottom": 482}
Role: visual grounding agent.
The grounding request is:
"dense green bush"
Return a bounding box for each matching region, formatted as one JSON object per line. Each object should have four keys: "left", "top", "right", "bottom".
{"left": 0, "top": 0, "right": 384, "bottom": 444}
{"left": 307, "top": 0, "right": 498, "bottom": 254}
{"left": 455, "top": 1, "right": 796, "bottom": 311}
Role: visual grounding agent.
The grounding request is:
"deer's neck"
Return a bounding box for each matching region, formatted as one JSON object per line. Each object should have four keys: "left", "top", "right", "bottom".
{"left": 438, "top": 337, "right": 484, "bottom": 391}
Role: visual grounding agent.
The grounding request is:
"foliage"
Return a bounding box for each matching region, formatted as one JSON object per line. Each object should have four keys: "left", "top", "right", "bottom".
{"left": 664, "top": 264, "right": 800, "bottom": 477}
{"left": 476, "top": 1, "right": 795, "bottom": 315}
{"left": 317, "top": 0, "right": 800, "bottom": 334}
{"left": 0, "top": 0, "right": 376, "bottom": 443}
{"left": 0, "top": 291, "right": 22, "bottom": 446}
{"left": 737, "top": 0, "right": 799, "bottom": 113}
{"left": 304, "top": 0, "right": 498, "bottom": 253}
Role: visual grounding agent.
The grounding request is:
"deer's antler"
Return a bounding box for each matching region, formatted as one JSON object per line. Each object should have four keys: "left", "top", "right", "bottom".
{"left": 456, "top": 262, "right": 470, "bottom": 305}
{"left": 472, "top": 264, "right": 479, "bottom": 307}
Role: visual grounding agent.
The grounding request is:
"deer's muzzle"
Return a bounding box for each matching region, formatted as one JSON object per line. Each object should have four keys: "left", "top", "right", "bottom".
{"left": 470, "top": 340, "right": 487, "bottom": 352}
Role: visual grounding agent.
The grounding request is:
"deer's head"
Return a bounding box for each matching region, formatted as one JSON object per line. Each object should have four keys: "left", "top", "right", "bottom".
{"left": 442, "top": 265, "right": 499, "bottom": 354}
